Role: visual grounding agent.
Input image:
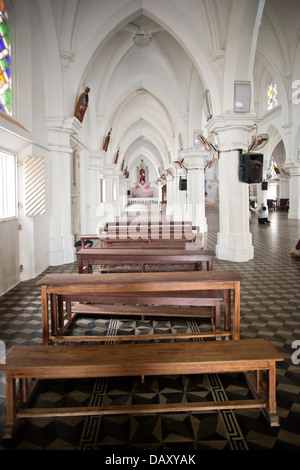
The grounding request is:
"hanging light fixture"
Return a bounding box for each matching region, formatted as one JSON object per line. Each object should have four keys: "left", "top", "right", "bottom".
{"left": 133, "top": 30, "right": 152, "bottom": 47}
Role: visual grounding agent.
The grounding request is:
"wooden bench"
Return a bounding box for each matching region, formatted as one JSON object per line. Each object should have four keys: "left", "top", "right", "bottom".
{"left": 76, "top": 248, "right": 215, "bottom": 274}
{"left": 0, "top": 338, "right": 284, "bottom": 438}
{"left": 36, "top": 270, "right": 241, "bottom": 344}
{"left": 80, "top": 223, "right": 203, "bottom": 249}
{"left": 98, "top": 232, "right": 203, "bottom": 249}
{"left": 80, "top": 235, "right": 203, "bottom": 250}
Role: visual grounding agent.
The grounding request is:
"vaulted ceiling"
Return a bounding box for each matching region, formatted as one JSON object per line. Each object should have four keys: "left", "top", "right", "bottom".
{"left": 40, "top": 0, "right": 300, "bottom": 173}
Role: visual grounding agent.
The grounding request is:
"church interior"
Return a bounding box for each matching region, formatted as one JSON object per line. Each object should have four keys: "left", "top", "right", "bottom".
{"left": 0, "top": 0, "right": 300, "bottom": 452}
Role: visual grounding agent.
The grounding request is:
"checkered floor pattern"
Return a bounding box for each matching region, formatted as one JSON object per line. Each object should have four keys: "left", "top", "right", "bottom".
{"left": 0, "top": 209, "right": 299, "bottom": 451}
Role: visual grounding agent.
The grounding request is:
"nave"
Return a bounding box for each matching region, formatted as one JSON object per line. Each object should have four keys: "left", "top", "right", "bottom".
{"left": 0, "top": 209, "right": 299, "bottom": 451}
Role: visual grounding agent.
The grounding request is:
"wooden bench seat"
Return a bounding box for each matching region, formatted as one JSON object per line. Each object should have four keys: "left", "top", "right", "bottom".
{"left": 76, "top": 248, "right": 215, "bottom": 273}
{"left": 80, "top": 227, "right": 203, "bottom": 249}
{"left": 98, "top": 235, "right": 202, "bottom": 249}
{"left": 1, "top": 338, "right": 284, "bottom": 438}
{"left": 37, "top": 270, "right": 241, "bottom": 344}
{"left": 46, "top": 289, "right": 224, "bottom": 344}
{"left": 66, "top": 300, "right": 222, "bottom": 343}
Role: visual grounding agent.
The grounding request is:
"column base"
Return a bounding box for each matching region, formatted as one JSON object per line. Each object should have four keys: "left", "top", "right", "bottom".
{"left": 216, "top": 233, "right": 254, "bottom": 262}
{"left": 49, "top": 235, "right": 75, "bottom": 266}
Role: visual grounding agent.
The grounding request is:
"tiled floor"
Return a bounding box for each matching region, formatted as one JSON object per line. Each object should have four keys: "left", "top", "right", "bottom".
{"left": 0, "top": 208, "right": 299, "bottom": 451}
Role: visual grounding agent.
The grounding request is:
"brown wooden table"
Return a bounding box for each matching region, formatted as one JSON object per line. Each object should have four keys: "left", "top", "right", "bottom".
{"left": 1, "top": 338, "right": 283, "bottom": 437}
{"left": 76, "top": 248, "right": 215, "bottom": 273}
{"left": 37, "top": 270, "right": 242, "bottom": 345}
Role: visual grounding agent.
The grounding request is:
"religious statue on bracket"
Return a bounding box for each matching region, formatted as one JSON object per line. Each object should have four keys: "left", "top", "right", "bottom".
{"left": 103, "top": 128, "right": 112, "bottom": 152}
{"left": 74, "top": 87, "right": 90, "bottom": 123}
{"left": 114, "top": 148, "right": 119, "bottom": 165}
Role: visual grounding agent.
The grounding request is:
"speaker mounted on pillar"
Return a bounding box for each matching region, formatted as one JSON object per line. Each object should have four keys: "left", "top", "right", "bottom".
{"left": 179, "top": 177, "right": 187, "bottom": 191}
{"left": 239, "top": 132, "right": 269, "bottom": 184}
{"left": 239, "top": 152, "right": 263, "bottom": 184}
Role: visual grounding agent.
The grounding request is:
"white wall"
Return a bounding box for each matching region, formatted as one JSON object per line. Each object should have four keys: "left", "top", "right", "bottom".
{"left": 0, "top": 219, "right": 19, "bottom": 295}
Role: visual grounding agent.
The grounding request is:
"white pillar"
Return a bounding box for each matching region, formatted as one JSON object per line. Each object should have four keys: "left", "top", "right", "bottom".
{"left": 166, "top": 174, "right": 176, "bottom": 219}
{"left": 99, "top": 168, "right": 118, "bottom": 224}
{"left": 47, "top": 118, "right": 80, "bottom": 265}
{"left": 181, "top": 149, "right": 208, "bottom": 233}
{"left": 211, "top": 121, "right": 254, "bottom": 262}
{"left": 117, "top": 173, "right": 127, "bottom": 218}
{"left": 287, "top": 163, "right": 300, "bottom": 219}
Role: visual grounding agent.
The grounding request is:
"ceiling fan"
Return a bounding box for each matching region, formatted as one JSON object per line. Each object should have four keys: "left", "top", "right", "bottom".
{"left": 173, "top": 159, "right": 185, "bottom": 168}
{"left": 197, "top": 134, "right": 218, "bottom": 152}
{"left": 279, "top": 167, "right": 290, "bottom": 179}
{"left": 197, "top": 134, "right": 219, "bottom": 172}
{"left": 248, "top": 133, "right": 269, "bottom": 152}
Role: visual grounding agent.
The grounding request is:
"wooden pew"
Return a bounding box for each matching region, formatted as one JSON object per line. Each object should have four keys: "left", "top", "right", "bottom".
{"left": 76, "top": 248, "right": 215, "bottom": 274}
{"left": 79, "top": 234, "right": 203, "bottom": 250}
{"left": 104, "top": 220, "right": 194, "bottom": 232}
{"left": 1, "top": 338, "right": 284, "bottom": 437}
{"left": 36, "top": 270, "right": 242, "bottom": 345}
{"left": 80, "top": 222, "right": 203, "bottom": 249}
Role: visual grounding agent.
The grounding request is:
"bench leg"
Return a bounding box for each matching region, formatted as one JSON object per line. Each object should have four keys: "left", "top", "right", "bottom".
{"left": 41, "top": 286, "right": 50, "bottom": 346}
{"left": 214, "top": 303, "right": 221, "bottom": 332}
{"left": 224, "top": 289, "right": 231, "bottom": 332}
{"left": 50, "top": 293, "right": 58, "bottom": 336}
{"left": 233, "top": 284, "right": 240, "bottom": 340}
{"left": 266, "top": 362, "right": 280, "bottom": 426}
{"left": 4, "top": 371, "right": 16, "bottom": 438}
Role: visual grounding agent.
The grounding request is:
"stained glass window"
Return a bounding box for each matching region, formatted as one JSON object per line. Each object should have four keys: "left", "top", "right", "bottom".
{"left": 268, "top": 80, "right": 277, "bottom": 110}
{"left": 270, "top": 160, "right": 279, "bottom": 180}
{"left": 0, "top": 4, "right": 11, "bottom": 115}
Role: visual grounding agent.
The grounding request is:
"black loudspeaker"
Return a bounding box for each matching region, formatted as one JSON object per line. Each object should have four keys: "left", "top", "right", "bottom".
{"left": 262, "top": 181, "right": 268, "bottom": 190}
{"left": 127, "top": 190, "right": 131, "bottom": 196}
{"left": 179, "top": 178, "right": 187, "bottom": 190}
{"left": 239, "top": 153, "right": 263, "bottom": 184}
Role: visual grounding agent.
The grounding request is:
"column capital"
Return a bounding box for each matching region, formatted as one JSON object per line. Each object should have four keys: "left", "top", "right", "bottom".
{"left": 284, "top": 162, "right": 300, "bottom": 176}
{"left": 180, "top": 148, "right": 207, "bottom": 170}
{"left": 207, "top": 115, "right": 257, "bottom": 151}
{"left": 46, "top": 116, "right": 83, "bottom": 150}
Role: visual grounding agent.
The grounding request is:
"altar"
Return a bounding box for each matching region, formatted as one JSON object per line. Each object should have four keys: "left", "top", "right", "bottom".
{"left": 131, "top": 160, "right": 154, "bottom": 198}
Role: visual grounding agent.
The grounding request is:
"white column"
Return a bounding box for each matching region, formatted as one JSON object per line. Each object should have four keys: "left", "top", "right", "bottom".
{"left": 116, "top": 173, "right": 127, "bottom": 218}
{"left": 172, "top": 166, "right": 188, "bottom": 219}
{"left": 99, "top": 167, "right": 118, "bottom": 224}
{"left": 211, "top": 121, "right": 254, "bottom": 262}
{"left": 181, "top": 149, "right": 207, "bottom": 233}
{"left": 287, "top": 163, "right": 300, "bottom": 219}
{"left": 47, "top": 117, "right": 80, "bottom": 265}
{"left": 166, "top": 174, "right": 176, "bottom": 219}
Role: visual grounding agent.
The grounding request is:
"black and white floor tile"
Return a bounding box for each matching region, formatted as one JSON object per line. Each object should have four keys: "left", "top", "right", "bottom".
{"left": 0, "top": 209, "right": 300, "bottom": 451}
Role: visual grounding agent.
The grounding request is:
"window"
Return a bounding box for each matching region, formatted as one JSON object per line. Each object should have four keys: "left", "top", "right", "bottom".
{"left": 267, "top": 80, "right": 277, "bottom": 110}
{"left": 270, "top": 159, "right": 279, "bottom": 180}
{"left": 0, "top": 151, "right": 17, "bottom": 219}
{"left": 0, "top": 2, "right": 11, "bottom": 115}
{"left": 24, "top": 156, "right": 46, "bottom": 216}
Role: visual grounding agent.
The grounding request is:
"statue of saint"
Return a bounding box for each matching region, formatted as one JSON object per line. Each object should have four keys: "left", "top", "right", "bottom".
{"left": 140, "top": 168, "right": 145, "bottom": 184}
{"left": 74, "top": 87, "right": 90, "bottom": 123}
{"left": 103, "top": 128, "right": 112, "bottom": 151}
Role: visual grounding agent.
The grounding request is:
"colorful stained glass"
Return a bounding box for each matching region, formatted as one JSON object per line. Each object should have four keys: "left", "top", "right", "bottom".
{"left": 270, "top": 160, "right": 278, "bottom": 180}
{"left": 272, "top": 82, "right": 277, "bottom": 106}
{"left": 268, "top": 80, "right": 277, "bottom": 110}
{"left": 0, "top": 7, "right": 11, "bottom": 115}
